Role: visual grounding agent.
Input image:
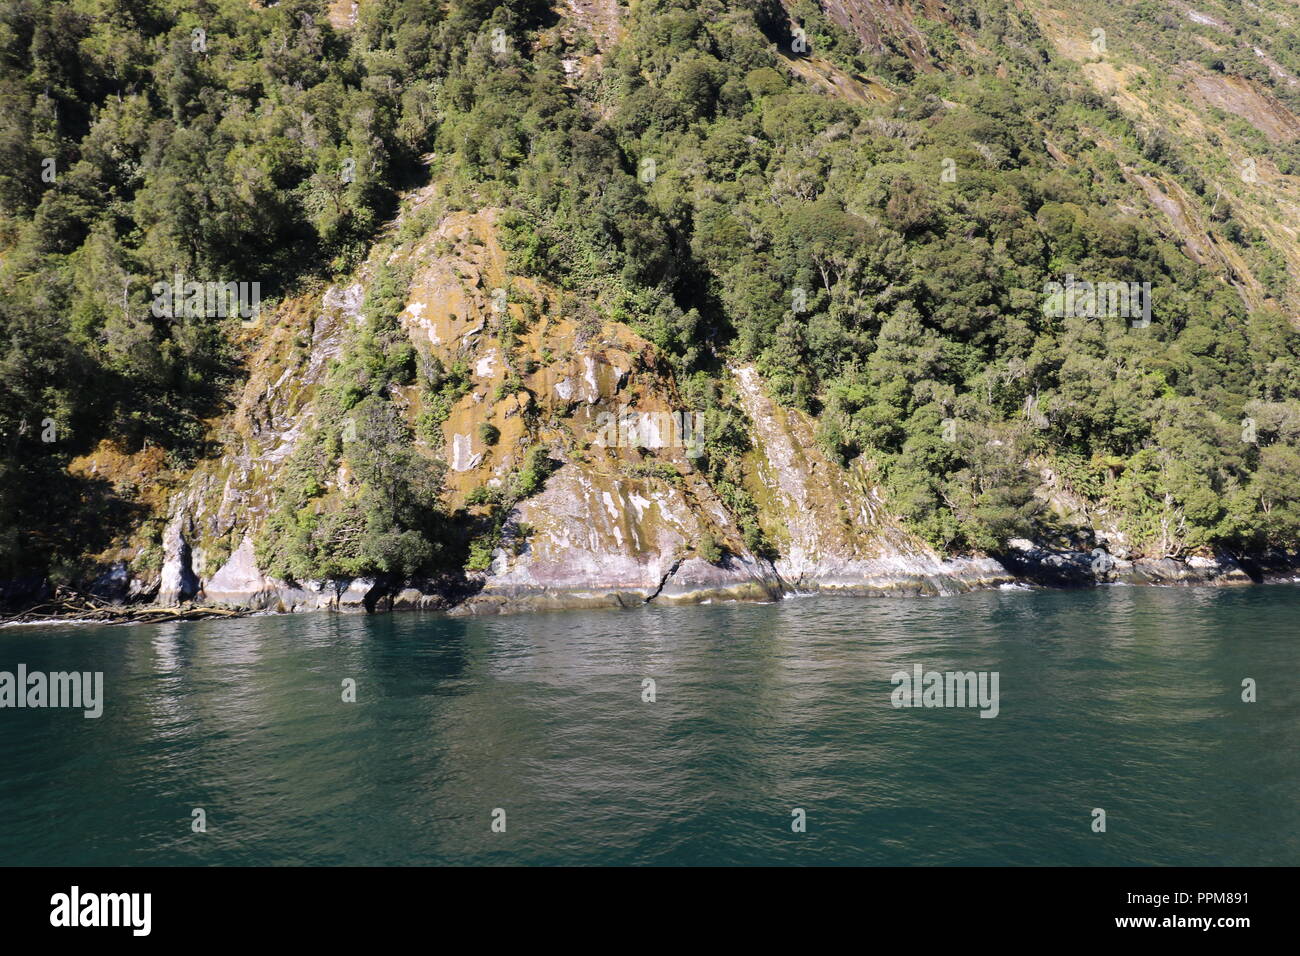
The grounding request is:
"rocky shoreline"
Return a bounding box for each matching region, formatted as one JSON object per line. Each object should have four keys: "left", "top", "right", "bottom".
{"left": 5, "top": 546, "right": 1298, "bottom": 626}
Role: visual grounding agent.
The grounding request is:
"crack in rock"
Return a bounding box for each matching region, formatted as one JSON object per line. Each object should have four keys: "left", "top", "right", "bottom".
{"left": 644, "top": 559, "right": 684, "bottom": 603}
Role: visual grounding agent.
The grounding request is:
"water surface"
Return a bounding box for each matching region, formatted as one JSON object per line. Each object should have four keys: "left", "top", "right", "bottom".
{"left": 1, "top": 585, "right": 1295, "bottom": 865}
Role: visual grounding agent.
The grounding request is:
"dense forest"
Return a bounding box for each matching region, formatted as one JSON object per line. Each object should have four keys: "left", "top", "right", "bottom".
{"left": 2, "top": 0, "right": 1299, "bottom": 593}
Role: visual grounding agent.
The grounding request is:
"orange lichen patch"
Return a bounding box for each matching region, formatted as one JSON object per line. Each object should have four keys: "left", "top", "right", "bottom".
{"left": 68, "top": 440, "right": 174, "bottom": 563}
{"left": 393, "top": 208, "right": 695, "bottom": 510}
{"left": 68, "top": 440, "right": 169, "bottom": 508}
{"left": 227, "top": 291, "right": 329, "bottom": 448}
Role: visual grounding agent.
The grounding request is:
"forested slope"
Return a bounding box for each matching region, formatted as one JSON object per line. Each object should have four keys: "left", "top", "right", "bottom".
{"left": 2, "top": 0, "right": 1298, "bottom": 611}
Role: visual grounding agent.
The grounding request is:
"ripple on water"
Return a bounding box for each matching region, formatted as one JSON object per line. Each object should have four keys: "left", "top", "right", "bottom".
{"left": 0, "top": 585, "right": 1297, "bottom": 865}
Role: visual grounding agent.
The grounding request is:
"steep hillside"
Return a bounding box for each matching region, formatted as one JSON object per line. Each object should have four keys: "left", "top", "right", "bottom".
{"left": 178, "top": 197, "right": 1012, "bottom": 614}
{"left": 1016, "top": 0, "right": 1300, "bottom": 317}
{"left": 3, "top": 0, "right": 1299, "bottom": 617}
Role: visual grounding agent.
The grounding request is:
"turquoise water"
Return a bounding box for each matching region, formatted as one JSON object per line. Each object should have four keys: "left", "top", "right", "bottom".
{"left": 0, "top": 585, "right": 1296, "bottom": 865}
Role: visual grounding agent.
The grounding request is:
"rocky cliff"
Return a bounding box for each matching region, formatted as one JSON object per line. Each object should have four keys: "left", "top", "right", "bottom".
{"left": 137, "top": 205, "right": 997, "bottom": 614}
{"left": 10, "top": 0, "right": 1299, "bottom": 619}
{"left": 127, "top": 201, "right": 1278, "bottom": 618}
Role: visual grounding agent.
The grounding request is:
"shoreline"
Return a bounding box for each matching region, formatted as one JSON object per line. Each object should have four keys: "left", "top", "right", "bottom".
{"left": 5, "top": 552, "right": 1299, "bottom": 628}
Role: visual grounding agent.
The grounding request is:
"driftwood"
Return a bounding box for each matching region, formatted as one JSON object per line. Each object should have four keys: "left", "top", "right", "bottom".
{"left": 1, "top": 585, "right": 246, "bottom": 626}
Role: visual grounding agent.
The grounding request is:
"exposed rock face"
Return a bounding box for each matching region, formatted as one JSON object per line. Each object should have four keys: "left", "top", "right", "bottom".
{"left": 201, "top": 536, "right": 389, "bottom": 613}
{"left": 202, "top": 536, "right": 282, "bottom": 609}
{"left": 157, "top": 516, "right": 199, "bottom": 606}
{"left": 7, "top": 9, "right": 1299, "bottom": 623}
{"left": 815, "top": 0, "right": 952, "bottom": 73}
{"left": 732, "top": 364, "right": 1014, "bottom": 595}
{"left": 455, "top": 461, "right": 782, "bottom": 614}
{"left": 655, "top": 555, "right": 781, "bottom": 604}
{"left": 1021, "top": 0, "right": 1300, "bottom": 317}
{"left": 113, "top": 206, "right": 1289, "bottom": 620}
{"left": 1187, "top": 70, "right": 1300, "bottom": 145}
{"left": 196, "top": 451, "right": 787, "bottom": 615}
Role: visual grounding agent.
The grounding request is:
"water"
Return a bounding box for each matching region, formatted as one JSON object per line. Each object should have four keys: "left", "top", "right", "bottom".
{"left": 0, "top": 585, "right": 1296, "bottom": 866}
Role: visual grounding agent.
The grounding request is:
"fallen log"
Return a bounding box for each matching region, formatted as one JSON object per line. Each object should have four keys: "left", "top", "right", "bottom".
{"left": 1, "top": 588, "right": 250, "bottom": 626}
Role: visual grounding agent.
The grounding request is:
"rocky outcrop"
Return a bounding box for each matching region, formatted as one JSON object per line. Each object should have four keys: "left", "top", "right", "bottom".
{"left": 814, "top": 0, "right": 952, "bottom": 73}
{"left": 199, "top": 536, "right": 394, "bottom": 613}
{"left": 158, "top": 516, "right": 199, "bottom": 606}
{"left": 732, "top": 364, "right": 1015, "bottom": 596}
{"left": 202, "top": 536, "right": 282, "bottom": 609}
{"left": 998, "top": 540, "right": 1254, "bottom": 587}
{"left": 452, "top": 456, "right": 783, "bottom": 613}
{"left": 102, "top": 206, "right": 1291, "bottom": 622}
{"left": 9, "top": 8, "right": 1300, "bottom": 626}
